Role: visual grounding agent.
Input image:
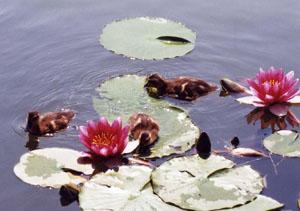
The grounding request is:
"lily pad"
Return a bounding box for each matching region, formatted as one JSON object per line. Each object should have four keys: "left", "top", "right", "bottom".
{"left": 263, "top": 130, "right": 300, "bottom": 157}
{"left": 151, "top": 155, "right": 264, "bottom": 210}
{"left": 79, "top": 165, "right": 180, "bottom": 211}
{"left": 93, "top": 75, "right": 200, "bottom": 158}
{"left": 99, "top": 17, "right": 196, "bottom": 60}
{"left": 221, "top": 195, "right": 283, "bottom": 211}
{"left": 14, "top": 148, "right": 94, "bottom": 188}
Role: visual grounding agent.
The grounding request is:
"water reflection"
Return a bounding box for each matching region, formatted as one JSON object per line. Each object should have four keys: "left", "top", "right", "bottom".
{"left": 246, "top": 107, "right": 300, "bottom": 132}
{"left": 25, "top": 134, "right": 39, "bottom": 151}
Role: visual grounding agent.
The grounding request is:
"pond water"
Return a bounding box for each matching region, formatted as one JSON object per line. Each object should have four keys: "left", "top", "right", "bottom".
{"left": 1, "top": 0, "right": 300, "bottom": 210}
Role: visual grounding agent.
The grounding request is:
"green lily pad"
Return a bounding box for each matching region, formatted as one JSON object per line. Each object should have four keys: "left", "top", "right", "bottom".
{"left": 93, "top": 75, "right": 200, "bottom": 158}
{"left": 14, "top": 148, "right": 94, "bottom": 188}
{"left": 99, "top": 17, "right": 196, "bottom": 60}
{"left": 151, "top": 155, "right": 264, "bottom": 210}
{"left": 221, "top": 195, "right": 283, "bottom": 211}
{"left": 263, "top": 130, "right": 300, "bottom": 157}
{"left": 79, "top": 165, "right": 180, "bottom": 211}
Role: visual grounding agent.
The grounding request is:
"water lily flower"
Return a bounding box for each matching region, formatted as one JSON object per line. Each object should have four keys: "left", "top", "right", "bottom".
{"left": 79, "top": 117, "right": 129, "bottom": 157}
{"left": 237, "top": 67, "right": 300, "bottom": 116}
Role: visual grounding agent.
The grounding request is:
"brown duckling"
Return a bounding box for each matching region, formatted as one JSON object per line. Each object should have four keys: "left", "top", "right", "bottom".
{"left": 26, "top": 110, "right": 75, "bottom": 136}
{"left": 128, "top": 113, "right": 159, "bottom": 148}
{"left": 144, "top": 73, "right": 217, "bottom": 101}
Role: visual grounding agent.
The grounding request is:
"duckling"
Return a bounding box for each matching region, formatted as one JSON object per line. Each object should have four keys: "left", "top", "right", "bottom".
{"left": 26, "top": 110, "right": 75, "bottom": 136}
{"left": 144, "top": 73, "right": 217, "bottom": 101}
{"left": 128, "top": 113, "right": 159, "bottom": 148}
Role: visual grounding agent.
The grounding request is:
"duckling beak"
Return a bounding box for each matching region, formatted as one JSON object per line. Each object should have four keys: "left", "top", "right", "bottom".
{"left": 140, "top": 132, "right": 151, "bottom": 146}
{"left": 148, "top": 87, "right": 158, "bottom": 94}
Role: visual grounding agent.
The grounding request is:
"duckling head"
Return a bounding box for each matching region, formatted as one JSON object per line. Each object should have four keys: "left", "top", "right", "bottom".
{"left": 26, "top": 111, "right": 40, "bottom": 134}
{"left": 144, "top": 73, "right": 167, "bottom": 98}
{"left": 139, "top": 131, "right": 151, "bottom": 147}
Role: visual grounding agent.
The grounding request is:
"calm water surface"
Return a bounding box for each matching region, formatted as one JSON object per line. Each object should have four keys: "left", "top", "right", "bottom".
{"left": 1, "top": 0, "right": 300, "bottom": 210}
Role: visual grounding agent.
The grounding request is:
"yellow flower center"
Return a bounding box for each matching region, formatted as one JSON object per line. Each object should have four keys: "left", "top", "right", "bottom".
{"left": 92, "top": 133, "right": 115, "bottom": 146}
{"left": 264, "top": 79, "right": 277, "bottom": 86}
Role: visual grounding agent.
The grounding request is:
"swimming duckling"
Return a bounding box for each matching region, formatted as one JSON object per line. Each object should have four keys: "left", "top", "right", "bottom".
{"left": 128, "top": 113, "right": 159, "bottom": 148}
{"left": 144, "top": 73, "right": 217, "bottom": 101}
{"left": 26, "top": 110, "right": 75, "bottom": 136}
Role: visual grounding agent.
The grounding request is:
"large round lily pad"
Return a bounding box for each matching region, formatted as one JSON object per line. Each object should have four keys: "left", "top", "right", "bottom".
{"left": 263, "top": 130, "right": 300, "bottom": 157}
{"left": 151, "top": 155, "right": 264, "bottom": 210}
{"left": 93, "top": 75, "right": 200, "bottom": 158}
{"left": 79, "top": 165, "right": 180, "bottom": 211}
{"left": 14, "top": 148, "right": 94, "bottom": 188}
{"left": 100, "top": 17, "right": 196, "bottom": 60}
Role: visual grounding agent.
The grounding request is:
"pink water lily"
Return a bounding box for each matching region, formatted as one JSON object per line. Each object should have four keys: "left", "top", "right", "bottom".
{"left": 237, "top": 67, "right": 300, "bottom": 116}
{"left": 79, "top": 117, "right": 129, "bottom": 157}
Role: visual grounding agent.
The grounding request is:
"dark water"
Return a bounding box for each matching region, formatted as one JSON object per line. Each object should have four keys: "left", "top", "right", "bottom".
{"left": 1, "top": 0, "right": 300, "bottom": 210}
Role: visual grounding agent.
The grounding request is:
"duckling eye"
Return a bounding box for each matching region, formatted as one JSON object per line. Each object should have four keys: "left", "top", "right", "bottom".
{"left": 148, "top": 87, "right": 158, "bottom": 94}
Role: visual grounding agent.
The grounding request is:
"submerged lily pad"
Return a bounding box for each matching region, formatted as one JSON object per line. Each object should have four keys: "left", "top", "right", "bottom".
{"left": 263, "top": 130, "right": 300, "bottom": 157}
{"left": 93, "top": 75, "right": 200, "bottom": 158}
{"left": 100, "top": 17, "right": 196, "bottom": 60}
{"left": 79, "top": 165, "right": 180, "bottom": 211}
{"left": 14, "top": 148, "right": 94, "bottom": 188}
{"left": 151, "top": 155, "right": 264, "bottom": 210}
{"left": 221, "top": 195, "right": 283, "bottom": 211}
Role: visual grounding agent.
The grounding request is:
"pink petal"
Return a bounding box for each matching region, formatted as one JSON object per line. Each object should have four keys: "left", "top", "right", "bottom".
{"left": 100, "top": 117, "right": 110, "bottom": 128}
{"left": 112, "top": 146, "right": 119, "bottom": 155}
{"left": 99, "top": 148, "right": 109, "bottom": 157}
{"left": 79, "top": 134, "right": 92, "bottom": 148}
{"left": 286, "top": 71, "right": 295, "bottom": 81}
{"left": 98, "top": 117, "right": 110, "bottom": 132}
{"left": 87, "top": 120, "right": 97, "bottom": 135}
{"left": 111, "top": 117, "right": 122, "bottom": 133}
{"left": 79, "top": 126, "right": 88, "bottom": 137}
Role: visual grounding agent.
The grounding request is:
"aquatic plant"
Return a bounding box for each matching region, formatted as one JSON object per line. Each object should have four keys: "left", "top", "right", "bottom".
{"left": 79, "top": 117, "right": 129, "bottom": 157}
{"left": 237, "top": 67, "right": 300, "bottom": 118}
{"left": 246, "top": 67, "right": 300, "bottom": 107}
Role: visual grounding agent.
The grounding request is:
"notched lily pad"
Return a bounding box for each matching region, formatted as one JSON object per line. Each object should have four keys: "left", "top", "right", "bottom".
{"left": 100, "top": 17, "right": 196, "bottom": 60}
{"left": 79, "top": 165, "right": 180, "bottom": 211}
{"left": 263, "top": 130, "right": 300, "bottom": 157}
{"left": 151, "top": 155, "right": 264, "bottom": 210}
{"left": 14, "top": 148, "right": 94, "bottom": 188}
{"left": 93, "top": 75, "right": 200, "bottom": 158}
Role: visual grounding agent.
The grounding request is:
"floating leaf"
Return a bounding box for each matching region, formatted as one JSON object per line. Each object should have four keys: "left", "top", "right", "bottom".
{"left": 152, "top": 155, "right": 264, "bottom": 210}
{"left": 79, "top": 165, "right": 180, "bottom": 211}
{"left": 14, "top": 148, "right": 94, "bottom": 188}
{"left": 100, "top": 17, "right": 196, "bottom": 60}
{"left": 263, "top": 130, "right": 300, "bottom": 157}
{"left": 93, "top": 75, "right": 200, "bottom": 158}
{"left": 220, "top": 195, "right": 283, "bottom": 211}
